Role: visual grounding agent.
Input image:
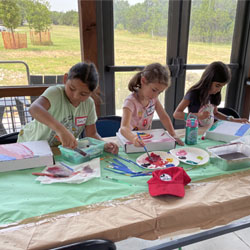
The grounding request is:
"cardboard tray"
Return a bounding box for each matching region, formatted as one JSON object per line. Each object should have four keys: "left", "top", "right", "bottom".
{"left": 116, "top": 129, "right": 176, "bottom": 153}
{"left": 205, "top": 120, "right": 250, "bottom": 142}
{"left": 0, "top": 140, "right": 53, "bottom": 172}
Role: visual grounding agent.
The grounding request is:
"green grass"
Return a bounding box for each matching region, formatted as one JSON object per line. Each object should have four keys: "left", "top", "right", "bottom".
{"left": 0, "top": 25, "right": 231, "bottom": 108}
{"left": 0, "top": 25, "right": 81, "bottom": 85}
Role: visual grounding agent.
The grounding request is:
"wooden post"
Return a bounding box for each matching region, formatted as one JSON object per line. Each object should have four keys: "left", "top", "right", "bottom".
{"left": 78, "top": 0, "right": 101, "bottom": 116}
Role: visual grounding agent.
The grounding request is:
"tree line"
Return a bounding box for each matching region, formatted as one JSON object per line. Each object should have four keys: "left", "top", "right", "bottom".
{"left": 0, "top": 0, "right": 236, "bottom": 44}
{"left": 114, "top": 0, "right": 237, "bottom": 43}
{"left": 0, "top": 0, "right": 78, "bottom": 34}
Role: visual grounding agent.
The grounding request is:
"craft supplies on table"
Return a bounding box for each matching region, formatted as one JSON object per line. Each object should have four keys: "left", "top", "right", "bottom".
{"left": 116, "top": 128, "right": 176, "bottom": 153}
{"left": 104, "top": 155, "right": 152, "bottom": 177}
{"left": 34, "top": 158, "right": 101, "bottom": 184}
{"left": 207, "top": 142, "right": 250, "bottom": 171}
{"left": 0, "top": 140, "right": 53, "bottom": 172}
{"left": 102, "top": 176, "right": 137, "bottom": 186}
{"left": 136, "top": 151, "right": 179, "bottom": 169}
{"left": 205, "top": 120, "right": 250, "bottom": 142}
{"left": 59, "top": 137, "right": 105, "bottom": 164}
{"left": 170, "top": 147, "right": 210, "bottom": 166}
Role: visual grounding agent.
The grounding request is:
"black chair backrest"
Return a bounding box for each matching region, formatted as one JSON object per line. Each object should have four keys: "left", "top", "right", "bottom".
{"left": 218, "top": 107, "right": 240, "bottom": 118}
{"left": 0, "top": 132, "right": 19, "bottom": 144}
{"left": 50, "top": 239, "right": 116, "bottom": 250}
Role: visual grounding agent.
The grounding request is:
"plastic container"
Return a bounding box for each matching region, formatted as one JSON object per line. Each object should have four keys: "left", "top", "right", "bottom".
{"left": 59, "top": 137, "right": 105, "bottom": 164}
{"left": 185, "top": 114, "right": 198, "bottom": 145}
{"left": 207, "top": 142, "right": 250, "bottom": 171}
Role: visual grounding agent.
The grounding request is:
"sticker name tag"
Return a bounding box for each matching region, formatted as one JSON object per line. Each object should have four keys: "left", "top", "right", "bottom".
{"left": 146, "top": 103, "right": 155, "bottom": 116}
{"left": 75, "top": 116, "right": 87, "bottom": 126}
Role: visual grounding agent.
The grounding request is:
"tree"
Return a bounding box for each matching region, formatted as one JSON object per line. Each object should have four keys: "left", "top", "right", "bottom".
{"left": 26, "top": 0, "right": 51, "bottom": 32}
{"left": 61, "top": 11, "right": 79, "bottom": 26}
{"left": 25, "top": 0, "right": 52, "bottom": 44}
{"left": 0, "top": 0, "right": 21, "bottom": 32}
{"left": 114, "top": 0, "right": 130, "bottom": 29}
{"left": 50, "top": 11, "right": 63, "bottom": 25}
{"left": 114, "top": 0, "right": 168, "bottom": 37}
{"left": 190, "top": 0, "right": 236, "bottom": 43}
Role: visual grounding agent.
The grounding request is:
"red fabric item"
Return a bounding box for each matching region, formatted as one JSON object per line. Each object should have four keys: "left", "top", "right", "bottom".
{"left": 147, "top": 167, "right": 191, "bottom": 197}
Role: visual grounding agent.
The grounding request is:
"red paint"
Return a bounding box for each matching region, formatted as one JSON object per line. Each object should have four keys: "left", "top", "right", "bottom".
{"left": 47, "top": 166, "right": 72, "bottom": 177}
{"left": 145, "top": 152, "right": 168, "bottom": 167}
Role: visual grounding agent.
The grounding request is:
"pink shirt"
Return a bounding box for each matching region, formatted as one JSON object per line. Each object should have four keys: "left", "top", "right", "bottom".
{"left": 123, "top": 93, "right": 157, "bottom": 130}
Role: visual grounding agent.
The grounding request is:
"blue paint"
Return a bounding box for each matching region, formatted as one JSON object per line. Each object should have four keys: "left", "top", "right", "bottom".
{"left": 165, "top": 164, "right": 175, "bottom": 168}
{"left": 235, "top": 124, "right": 250, "bottom": 136}
{"left": 0, "top": 154, "right": 16, "bottom": 161}
{"left": 186, "top": 160, "right": 198, "bottom": 165}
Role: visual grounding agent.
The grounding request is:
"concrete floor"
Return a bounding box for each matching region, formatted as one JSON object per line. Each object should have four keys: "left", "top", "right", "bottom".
{"left": 115, "top": 216, "right": 250, "bottom": 250}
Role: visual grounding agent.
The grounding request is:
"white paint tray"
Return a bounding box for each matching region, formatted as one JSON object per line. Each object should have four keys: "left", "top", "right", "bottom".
{"left": 207, "top": 142, "right": 250, "bottom": 171}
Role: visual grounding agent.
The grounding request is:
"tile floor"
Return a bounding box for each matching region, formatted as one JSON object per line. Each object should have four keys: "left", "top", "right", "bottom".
{"left": 115, "top": 216, "right": 250, "bottom": 250}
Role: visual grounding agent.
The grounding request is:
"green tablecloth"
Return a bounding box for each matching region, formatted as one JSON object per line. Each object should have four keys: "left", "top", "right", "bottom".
{"left": 1, "top": 136, "right": 249, "bottom": 226}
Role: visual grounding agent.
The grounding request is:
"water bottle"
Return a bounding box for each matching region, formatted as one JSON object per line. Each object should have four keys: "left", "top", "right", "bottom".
{"left": 185, "top": 114, "right": 198, "bottom": 145}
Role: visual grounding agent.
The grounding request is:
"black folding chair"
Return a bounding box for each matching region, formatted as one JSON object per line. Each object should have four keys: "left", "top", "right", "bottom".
{"left": 217, "top": 107, "right": 240, "bottom": 118}
{"left": 0, "top": 132, "right": 19, "bottom": 144}
{"left": 50, "top": 239, "right": 116, "bottom": 250}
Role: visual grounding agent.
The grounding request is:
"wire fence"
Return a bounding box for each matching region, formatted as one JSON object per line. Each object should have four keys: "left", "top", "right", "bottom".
{"left": 0, "top": 96, "right": 34, "bottom": 135}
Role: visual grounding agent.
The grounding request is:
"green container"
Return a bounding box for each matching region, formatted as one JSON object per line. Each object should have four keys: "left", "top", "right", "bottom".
{"left": 59, "top": 137, "right": 105, "bottom": 164}
{"left": 185, "top": 114, "right": 198, "bottom": 145}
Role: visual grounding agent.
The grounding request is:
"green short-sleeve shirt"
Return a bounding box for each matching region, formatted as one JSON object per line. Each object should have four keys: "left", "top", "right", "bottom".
{"left": 18, "top": 85, "right": 97, "bottom": 146}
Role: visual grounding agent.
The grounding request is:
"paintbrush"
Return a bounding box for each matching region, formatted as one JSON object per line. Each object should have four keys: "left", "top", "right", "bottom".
{"left": 32, "top": 172, "right": 68, "bottom": 178}
{"left": 137, "top": 132, "right": 153, "bottom": 161}
{"left": 73, "top": 147, "right": 87, "bottom": 157}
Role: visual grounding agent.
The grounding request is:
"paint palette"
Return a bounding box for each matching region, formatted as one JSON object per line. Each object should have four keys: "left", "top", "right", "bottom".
{"left": 136, "top": 151, "right": 179, "bottom": 169}
{"left": 170, "top": 147, "right": 209, "bottom": 166}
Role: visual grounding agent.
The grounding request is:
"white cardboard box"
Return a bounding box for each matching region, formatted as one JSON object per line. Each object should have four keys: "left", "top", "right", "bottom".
{"left": 0, "top": 140, "right": 54, "bottom": 172}
{"left": 205, "top": 120, "right": 250, "bottom": 142}
{"left": 116, "top": 128, "right": 176, "bottom": 153}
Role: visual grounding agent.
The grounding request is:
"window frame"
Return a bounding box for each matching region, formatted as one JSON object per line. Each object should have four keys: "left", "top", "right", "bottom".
{"left": 81, "top": 0, "right": 250, "bottom": 126}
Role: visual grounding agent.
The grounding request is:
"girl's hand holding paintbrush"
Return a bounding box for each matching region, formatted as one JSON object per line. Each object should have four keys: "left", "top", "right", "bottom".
{"left": 197, "top": 110, "right": 211, "bottom": 120}
{"left": 55, "top": 127, "right": 78, "bottom": 149}
{"left": 132, "top": 135, "right": 145, "bottom": 147}
{"left": 136, "top": 132, "right": 153, "bottom": 161}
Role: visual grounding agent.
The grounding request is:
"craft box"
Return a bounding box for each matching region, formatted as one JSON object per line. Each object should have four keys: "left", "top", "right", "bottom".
{"left": 59, "top": 137, "right": 105, "bottom": 164}
{"left": 207, "top": 142, "right": 250, "bottom": 171}
{"left": 116, "top": 128, "right": 176, "bottom": 154}
{"left": 205, "top": 120, "right": 250, "bottom": 142}
{"left": 0, "top": 140, "right": 54, "bottom": 173}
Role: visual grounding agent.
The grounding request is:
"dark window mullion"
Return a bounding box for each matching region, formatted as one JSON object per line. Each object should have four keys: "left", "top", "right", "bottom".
{"left": 167, "top": 0, "right": 191, "bottom": 129}
{"left": 229, "top": 0, "right": 250, "bottom": 114}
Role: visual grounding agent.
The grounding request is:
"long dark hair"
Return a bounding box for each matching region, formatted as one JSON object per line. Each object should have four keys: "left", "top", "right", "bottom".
{"left": 128, "top": 63, "right": 171, "bottom": 92}
{"left": 187, "top": 61, "right": 231, "bottom": 106}
{"left": 67, "top": 62, "right": 99, "bottom": 92}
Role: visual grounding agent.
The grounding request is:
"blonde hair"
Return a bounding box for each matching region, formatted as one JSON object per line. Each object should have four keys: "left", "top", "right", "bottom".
{"left": 128, "top": 63, "right": 171, "bottom": 92}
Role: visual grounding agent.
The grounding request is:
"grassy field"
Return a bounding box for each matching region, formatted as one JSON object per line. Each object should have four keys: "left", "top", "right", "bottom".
{"left": 0, "top": 25, "right": 231, "bottom": 108}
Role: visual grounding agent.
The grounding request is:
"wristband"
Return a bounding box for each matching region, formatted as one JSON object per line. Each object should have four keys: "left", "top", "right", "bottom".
{"left": 226, "top": 115, "right": 233, "bottom": 121}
